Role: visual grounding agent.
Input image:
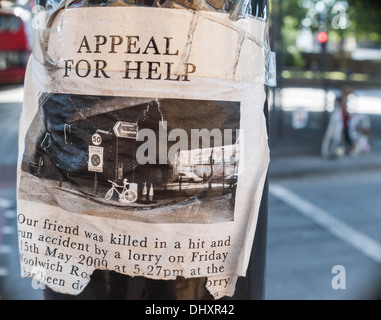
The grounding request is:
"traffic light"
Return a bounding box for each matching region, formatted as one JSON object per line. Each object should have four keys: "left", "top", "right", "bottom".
{"left": 317, "top": 31, "right": 328, "bottom": 44}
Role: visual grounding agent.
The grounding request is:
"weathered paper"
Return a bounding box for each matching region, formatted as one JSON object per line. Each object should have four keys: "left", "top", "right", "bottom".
{"left": 17, "top": 6, "right": 269, "bottom": 299}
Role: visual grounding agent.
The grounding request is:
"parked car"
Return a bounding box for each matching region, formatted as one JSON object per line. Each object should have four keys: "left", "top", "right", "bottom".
{"left": 176, "top": 172, "right": 202, "bottom": 183}
{"left": 0, "top": 7, "right": 31, "bottom": 84}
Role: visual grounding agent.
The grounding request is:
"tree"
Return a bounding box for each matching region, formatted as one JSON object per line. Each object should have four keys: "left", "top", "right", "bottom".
{"left": 275, "top": 0, "right": 381, "bottom": 67}
{"left": 347, "top": 0, "right": 381, "bottom": 40}
{"left": 280, "top": 0, "right": 381, "bottom": 41}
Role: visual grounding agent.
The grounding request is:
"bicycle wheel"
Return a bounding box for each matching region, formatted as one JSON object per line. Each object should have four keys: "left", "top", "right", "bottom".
{"left": 120, "top": 189, "right": 138, "bottom": 203}
{"left": 105, "top": 188, "right": 114, "bottom": 201}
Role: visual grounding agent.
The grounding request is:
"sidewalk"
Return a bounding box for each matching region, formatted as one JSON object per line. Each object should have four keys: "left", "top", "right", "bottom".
{"left": 269, "top": 148, "right": 381, "bottom": 180}
{"left": 268, "top": 110, "right": 381, "bottom": 179}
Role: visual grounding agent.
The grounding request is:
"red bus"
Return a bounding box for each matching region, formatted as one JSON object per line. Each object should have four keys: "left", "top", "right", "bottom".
{"left": 0, "top": 7, "right": 31, "bottom": 85}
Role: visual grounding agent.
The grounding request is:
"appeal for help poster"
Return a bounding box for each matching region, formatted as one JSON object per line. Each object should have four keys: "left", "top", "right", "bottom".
{"left": 17, "top": 6, "right": 269, "bottom": 299}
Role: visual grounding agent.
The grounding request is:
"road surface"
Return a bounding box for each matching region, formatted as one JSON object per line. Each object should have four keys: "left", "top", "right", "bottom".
{"left": 267, "top": 169, "right": 381, "bottom": 300}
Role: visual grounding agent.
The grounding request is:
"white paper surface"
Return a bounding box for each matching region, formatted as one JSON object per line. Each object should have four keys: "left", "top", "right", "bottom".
{"left": 17, "top": 6, "right": 269, "bottom": 299}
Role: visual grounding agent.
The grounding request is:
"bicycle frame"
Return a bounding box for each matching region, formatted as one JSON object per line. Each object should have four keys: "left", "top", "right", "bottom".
{"left": 105, "top": 180, "right": 138, "bottom": 203}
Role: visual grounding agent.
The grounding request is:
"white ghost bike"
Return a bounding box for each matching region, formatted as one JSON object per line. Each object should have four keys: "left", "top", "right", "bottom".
{"left": 105, "top": 179, "right": 138, "bottom": 203}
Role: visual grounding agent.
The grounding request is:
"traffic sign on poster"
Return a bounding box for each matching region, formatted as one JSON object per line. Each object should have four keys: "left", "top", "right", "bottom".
{"left": 113, "top": 121, "right": 138, "bottom": 139}
{"left": 88, "top": 145, "right": 104, "bottom": 172}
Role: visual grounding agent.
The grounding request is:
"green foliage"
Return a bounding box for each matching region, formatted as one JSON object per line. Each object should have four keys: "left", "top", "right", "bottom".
{"left": 282, "top": 15, "right": 306, "bottom": 67}
{"left": 280, "top": 0, "right": 381, "bottom": 41}
{"left": 277, "top": 0, "right": 381, "bottom": 66}
{"left": 346, "top": 0, "right": 381, "bottom": 40}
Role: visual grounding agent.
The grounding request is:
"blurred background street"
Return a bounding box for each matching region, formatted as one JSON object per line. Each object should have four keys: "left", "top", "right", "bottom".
{"left": 1, "top": 0, "right": 381, "bottom": 300}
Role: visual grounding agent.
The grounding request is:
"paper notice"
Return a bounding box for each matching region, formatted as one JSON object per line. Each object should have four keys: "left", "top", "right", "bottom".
{"left": 17, "top": 6, "right": 269, "bottom": 299}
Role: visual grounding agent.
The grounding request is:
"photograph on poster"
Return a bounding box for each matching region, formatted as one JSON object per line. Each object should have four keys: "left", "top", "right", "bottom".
{"left": 19, "top": 93, "right": 242, "bottom": 223}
